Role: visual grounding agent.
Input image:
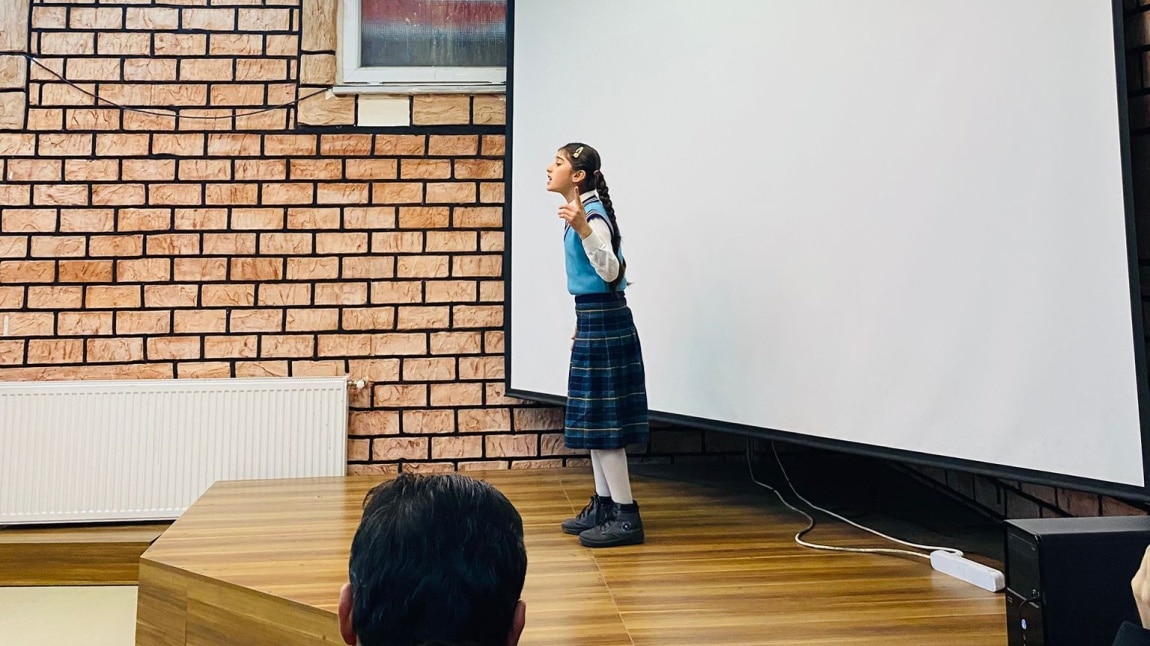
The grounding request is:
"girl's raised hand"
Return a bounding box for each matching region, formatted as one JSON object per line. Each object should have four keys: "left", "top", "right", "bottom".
{"left": 559, "top": 191, "right": 591, "bottom": 237}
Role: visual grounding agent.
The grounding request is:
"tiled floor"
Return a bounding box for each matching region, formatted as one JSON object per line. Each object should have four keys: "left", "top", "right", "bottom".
{"left": 0, "top": 586, "right": 136, "bottom": 646}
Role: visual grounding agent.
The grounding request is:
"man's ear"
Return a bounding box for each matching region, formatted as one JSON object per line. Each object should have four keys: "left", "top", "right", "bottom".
{"left": 506, "top": 600, "right": 526, "bottom": 646}
{"left": 338, "top": 582, "right": 357, "bottom": 645}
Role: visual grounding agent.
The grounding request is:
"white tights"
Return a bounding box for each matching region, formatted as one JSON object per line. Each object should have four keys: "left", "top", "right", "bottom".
{"left": 590, "top": 448, "right": 633, "bottom": 504}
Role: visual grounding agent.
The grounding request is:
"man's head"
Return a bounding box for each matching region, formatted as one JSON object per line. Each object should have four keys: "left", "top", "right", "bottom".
{"left": 339, "top": 473, "right": 528, "bottom": 646}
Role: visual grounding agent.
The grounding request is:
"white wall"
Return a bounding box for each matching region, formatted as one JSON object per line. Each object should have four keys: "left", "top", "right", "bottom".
{"left": 508, "top": 0, "right": 1143, "bottom": 487}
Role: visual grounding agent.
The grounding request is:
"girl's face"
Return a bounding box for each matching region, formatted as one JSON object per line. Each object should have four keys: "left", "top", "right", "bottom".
{"left": 546, "top": 150, "right": 584, "bottom": 196}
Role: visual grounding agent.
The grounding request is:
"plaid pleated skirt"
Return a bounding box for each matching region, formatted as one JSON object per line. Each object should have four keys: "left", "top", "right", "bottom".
{"left": 565, "top": 293, "right": 650, "bottom": 450}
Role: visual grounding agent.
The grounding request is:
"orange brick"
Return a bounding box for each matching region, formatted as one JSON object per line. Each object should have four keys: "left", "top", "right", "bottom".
{"left": 65, "top": 159, "right": 120, "bottom": 182}
{"left": 480, "top": 182, "right": 504, "bottom": 204}
{"left": 27, "top": 109, "right": 64, "bottom": 132}
{"left": 1, "top": 209, "right": 56, "bottom": 232}
{"left": 182, "top": 8, "right": 236, "bottom": 31}
{"left": 315, "top": 282, "right": 368, "bottom": 305}
{"left": 459, "top": 356, "right": 503, "bottom": 380}
{"left": 0, "top": 340, "right": 24, "bottom": 365}
{"left": 65, "top": 59, "right": 122, "bottom": 82}
{"left": 341, "top": 307, "right": 395, "bottom": 331}
{"left": 230, "top": 308, "right": 283, "bottom": 332}
{"left": 428, "top": 135, "right": 478, "bottom": 156}
{"left": 37, "top": 134, "right": 93, "bottom": 157}
{"left": 413, "top": 95, "right": 470, "bottom": 126}
{"left": 56, "top": 260, "right": 112, "bottom": 285}
{"left": 118, "top": 208, "right": 172, "bottom": 231}
{"left": 430, "top": 383, "right": 484, "bottom": 407}
{"left": 370, "top": 281, "right": 422, "bottom": 304}
{"left": 426, "top": 231, "right": 477, "bottom": 252}
{"left": 6, "top": 160, "right": 62, "bottom": 182}
{"left": 484, "top": 331, "right": 504, "bottom": 352}
{"left": 236, "top": 361, "right": 289, "bottom": 378}
{"left": 347, "top": 438, "right": 370, "bottom": 461}
{"left": 87, "top": 337, "right": 144, "bottom": 363}
{"left": 375, "top": 135, "right": 425, "bottom": 156}
{"left": 230, "top": 258, "right": 283, "bottom": 281}
{"left": 122, "top": 160, "right": 176, "bottom": 182}
{"left": 2, "top": 312, "right": 55, "bottom": 336}
{"left": 265, "top": 135, "right": 317, "bottom": 157}
{"left": 232, "top": 207, "right": 284, "bottom": 230}
{"left": 88, "top": 235, "right": 143, "bottom": 257}
{"left": 209, "top": 34, "right": 263, "bottom": 56}
{"left": 149, "top": 184, "right": 203, "bottom": 206}
{"left": 397, "top": 256, "right": 449, "bottom": 278}
{"left": 0, "top": 236, "right": 26, "bottom": 258}
{"left": 261, "top": 334, "right": 314, "bottom": 358}
{"left": 144, "top": 284, "right": 199, "bottom": 308}
{"left": 315, "top": 232, "right": 367, "bottom": 254}
{"left": 287, "top": 206, "right": 340, "bottom": 229}
{"left": 92, "top": 184, "right": 147, "bottom": 207}
{"left": 400, "top": 159, "right": 451, "bottom": 180}
{"left": 453, "top": 255, "right": 502, "bottom": 278}
{"left": 0, "top": 260, "right": 54, "bottom": 283}
{"left": 426, "top": 182, "right": 476, "bottom": 204}
{"left": 396, "top": 306, "right": 450, "bottom": 330}
{"left": 153, "top": 33, "right": 208, "bottom": 57}
{"left": 123, "top": 111, "right": 177, "bottom": 132}
{"left": 426, "top": 280, "right": 477, "bottom": 303}
{"left": 27, "top": 339, "right": 83, "bottom": 364}
{"left": 32, "top": 6, "right": 67, "bottom": 29}
{"left": 146, "top": 234, "right": 200, "bottom": 255}
{"left": 517, "top": 409, "right": 565, "bottom": 431}
{"left": 258, "top": 283, "right": 311, "bottom": 306}
{"left": 403, "top": 409, "right": 456, "bottom": 435}
{"left": 0, "top": 134, "right": 36, "bottom": 157}
{"left": 344, "top": 206, "right": 395, "bottom": 229}
{"left": 454, "top": 159, "right": 503, "bottom": 180}
{"left": 117, "top": 258, "right": 171, "bottom": 282}
{"left": 148, "top": 336, "right": 202, "bottom": 360}
{"left": 344, "top": 159, "right": 397, "bottom": 181}
{"left": 116, "top": 310, "right": 171, "bottom": 335}
{"left": 265, "top": 35, "right": 296, "bottom": 57}
{"left": 178, "top": 160, "right": 232, "bottom": 182}
{"left": 30, "top": 235, "right": 85, "bottom": 258}
{"left": 204, "top": 335, "right": 257, "bottom": 358}
{"left": 234, "top": 108, "right": 289, "bottom": 131}
{"left": 179, "top": 58, "right": 235, "bottom": 83}
{"left": 175, "top": 208, "right": 228, "bottom": 230}
{"left": 372, "top": 232, "right": 423, "bottom": 254}
{"left": 286, "top": 308, "right": 339, "bottom": 331}
{"left": 459, "top": 408, "right": 511, "bottom": 433}
{"left": 173, "top": 257, "right": 228, "bottom": 281}
{"left": 0, "top": 185, "right": 31, "bottom": 206}
{"left": 202, "top": 282, "right": 256, "bottom": 305}
{"left": 177, "top": 361, "right": 231, "bottom": 378}
{"left": 123, "top": 58, "right": 178, "bottom": 83}
{"left": 286, "top": 256, "right": 339, "bottom": 280}
{"left": 479, "top": 232, "right": 504, "bottom": 252}
{"left": 481, "top": 135, "right": 505, "bottom": 156}
{"left": 399, "top": 207, "right": 450, "bottom": 229}
{"left": 290, "top": 159, "right": 343, "bottom": 180}
{"left": 319, "top": 134, "right": 373, "bottom": 156}
{"left": 41, "top": 32, "right": 95, "bottom": 56}
{"left": 451, "top": 305, "right": 502, "bottom": 329}
{"left": 236, "top": 59, "right": 288, "bottom": 82}
{"left": 349, "top": 410, "right": 399, "bottom": 437}
{"left": 205, "top": 184, "right": 258, "bottom": 206}
{"left": 321, "top": 183, "right": 375, "bottom": 207}
{"left": 316, "top": 334, "right": 371, "bottom": 356}
{"left": 0, "top": 287, "right": 24, "bottom": 309}
{"left": 26, "top": 285, "right": 81, "bottom": 309}
{"left": 206, "top": 133, "right": 261, "bottom": 157}
{"left": 173, "top": 309, "right": 227, "bottom": 333}
{"left": 235, "top": 159, "right": 286, "bottom": 181}
{"left": 70, "top": 7, "right": 123, "bottom": 30}
{"left": 125, "top": 7, "right": 179, "bottom": 30}
{"left": 95, "top": 133, "right": 149, "bottom": 157}
{"left": 371, "top": 182, "right": 423, "bottom": 205}
{"left": 262, "top": 183, "right": 314, "bottom": 205}
{"left": 203, "top": 233, "right": 256, "bottom": 255}
{"left": 342, "top": 256, "right": 394, "bottom": 279}
{"left": 288, "top": 359, "right": 346, "bottom": 378}
{"left": 153, "top": 133, "right": 206, "bottom": 156}
{"left": 372, "top": 437, "right": 428, "bottom": 461}
{"left": 259, "top": 232, "right": 312, "bottom": 255}
{"left": 485, "top": 435, "right": 537, "bottom": 458}
{"left": 237, "top": 7, "right": 291, "bottom": 31}
{"left": 398, "top": 358, "right": 456, "bottom": 383}
{"left": 85, "top": 285, "right": 141, "bottom": 308}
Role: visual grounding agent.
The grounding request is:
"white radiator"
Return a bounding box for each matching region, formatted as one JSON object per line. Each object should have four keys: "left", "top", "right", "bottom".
{"left": 0, "top": 377, "right": 348, "bottom": 525}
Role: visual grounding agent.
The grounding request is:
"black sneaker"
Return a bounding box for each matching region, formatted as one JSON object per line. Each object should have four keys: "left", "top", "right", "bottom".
{"left": 579, "top": 502, "right": 644, "bottom": 547}
{"left": 561, "top": 494, "right": 612, "bottom": 535}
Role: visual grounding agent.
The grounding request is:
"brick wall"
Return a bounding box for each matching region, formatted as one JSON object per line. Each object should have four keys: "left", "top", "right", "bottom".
{"left": 0, "top": 0, "right": 732, "bottom": 474}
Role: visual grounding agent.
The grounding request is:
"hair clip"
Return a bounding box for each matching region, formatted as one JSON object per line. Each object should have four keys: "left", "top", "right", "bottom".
{"left": 572, "top": 146, "right": 584, "bottom": 158}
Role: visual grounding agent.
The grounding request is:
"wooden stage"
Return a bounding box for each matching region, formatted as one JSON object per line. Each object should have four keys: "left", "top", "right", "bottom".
{"left": 135, "top": 468, "right": 1006, "bottom": 645}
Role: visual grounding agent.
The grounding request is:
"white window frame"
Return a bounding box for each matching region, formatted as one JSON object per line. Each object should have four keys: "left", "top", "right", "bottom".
{"left": 337, "top": 0, "right": 506, "bottom": 94}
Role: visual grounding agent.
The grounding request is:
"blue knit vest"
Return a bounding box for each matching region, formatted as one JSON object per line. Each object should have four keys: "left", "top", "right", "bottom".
{"left": 564, "top": 195, "right": 626, "bottom": 295}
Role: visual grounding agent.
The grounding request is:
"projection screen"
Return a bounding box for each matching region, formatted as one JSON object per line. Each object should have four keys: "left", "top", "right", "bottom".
{"left": 505, "top": 0, "right": 1148, "bottom": 494}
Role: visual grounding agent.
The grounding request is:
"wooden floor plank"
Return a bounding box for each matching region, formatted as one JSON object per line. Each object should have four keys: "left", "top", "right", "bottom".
{"left": 136, "top": 468, "right": 1004, "bottom": 645}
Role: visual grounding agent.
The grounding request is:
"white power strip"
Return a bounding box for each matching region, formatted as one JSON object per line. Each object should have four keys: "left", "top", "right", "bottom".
{"left": 930, "top": 550, "right": 1005, "bottom": 592}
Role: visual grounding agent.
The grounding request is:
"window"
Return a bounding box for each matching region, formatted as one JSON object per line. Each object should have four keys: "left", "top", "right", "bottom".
{"left": 340, "top": 0, "right": 507, "bottom": 92}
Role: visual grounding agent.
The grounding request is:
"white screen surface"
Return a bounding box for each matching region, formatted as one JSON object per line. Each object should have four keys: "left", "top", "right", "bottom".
{"left": 508, "top": 0, "right": 1144, "bottom": 487}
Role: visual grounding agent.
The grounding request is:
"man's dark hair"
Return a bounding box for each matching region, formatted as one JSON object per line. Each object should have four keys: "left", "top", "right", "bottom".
{"left": 349, "top": 473, "right": 527, "bottom": 646}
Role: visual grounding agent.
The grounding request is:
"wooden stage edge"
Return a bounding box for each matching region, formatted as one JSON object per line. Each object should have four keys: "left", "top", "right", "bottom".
{"left": 135, "top": 468, "right": 1006, "bottom": 646}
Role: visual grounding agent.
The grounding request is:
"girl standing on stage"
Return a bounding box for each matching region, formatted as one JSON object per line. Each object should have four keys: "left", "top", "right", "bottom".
{"left": 547, "top": 142, "right": 649, "bottom": 548}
